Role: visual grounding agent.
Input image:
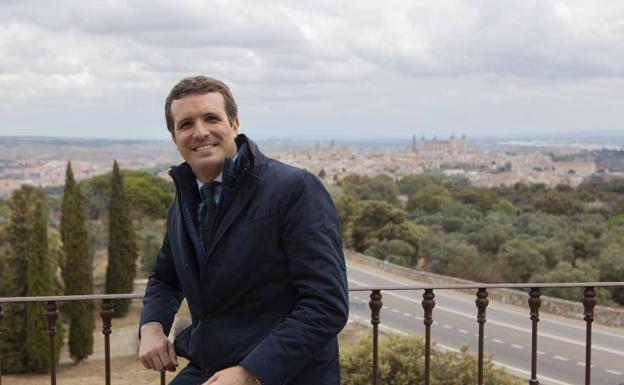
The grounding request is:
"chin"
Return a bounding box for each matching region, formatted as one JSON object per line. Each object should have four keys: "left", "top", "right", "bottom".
{"left": 191, "top": 156, "right": 225, "bottom": 171}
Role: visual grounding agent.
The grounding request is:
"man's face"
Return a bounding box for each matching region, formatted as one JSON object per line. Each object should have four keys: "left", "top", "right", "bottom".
{"left": 170, "top": 92, "right": 239, "bottom": 181}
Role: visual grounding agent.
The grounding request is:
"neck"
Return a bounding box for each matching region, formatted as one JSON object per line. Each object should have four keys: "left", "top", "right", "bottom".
{"left": 194, "top": 163, "right": 224, "bottom": 183}
{"left": 193, "top": 146, "right": 237, "bottom": 183}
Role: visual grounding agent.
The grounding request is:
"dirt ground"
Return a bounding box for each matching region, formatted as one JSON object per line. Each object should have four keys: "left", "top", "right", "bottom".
{"left": 3, "top": 355, "right": 189, "bottom": 385}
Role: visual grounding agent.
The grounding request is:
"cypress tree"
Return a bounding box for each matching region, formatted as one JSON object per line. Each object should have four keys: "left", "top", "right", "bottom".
{"left": 105, "top": 161, "right": 138, "bottom": 316}
{"left": 60, "top": 161, "right": 94, "bottom": 361}
{"left": 0, "top": 186, "right": 42, "bottom": 372}
{"left": 24, "top": 200, "right": 56, "bottom": 372}
{"left": 0, "top": 188, "right": 63, "bottom": 373}
{"left": 59, "top": 161, "right": 75, "bottom": 249}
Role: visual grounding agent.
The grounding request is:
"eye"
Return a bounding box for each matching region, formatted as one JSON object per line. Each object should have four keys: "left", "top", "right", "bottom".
{"left": 178, "top": 121, "right": 192, "bottom": 130}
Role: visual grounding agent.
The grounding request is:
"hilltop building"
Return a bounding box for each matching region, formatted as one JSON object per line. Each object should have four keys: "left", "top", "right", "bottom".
{"left": 414, "top": 134, "right": 468, "bottom": 156}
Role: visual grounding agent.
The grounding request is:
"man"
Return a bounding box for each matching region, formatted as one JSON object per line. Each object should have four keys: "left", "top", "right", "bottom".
{"left": 138, "top": 76, "right": 349, "bottom": 385}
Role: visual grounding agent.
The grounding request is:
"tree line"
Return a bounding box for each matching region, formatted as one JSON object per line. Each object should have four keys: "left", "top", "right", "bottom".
{"left": 334, "top": 173, "right": 624, "bottom": 305}
{"left": 0, "top": 161, "right": 170, "bottom": 373}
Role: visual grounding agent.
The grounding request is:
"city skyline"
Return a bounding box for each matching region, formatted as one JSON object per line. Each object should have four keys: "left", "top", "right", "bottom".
{"left": 1, "top": 1, "right": 624, "bottom": 140}
{"left": 0, "top": 128, "right": 622, "bottom": 143}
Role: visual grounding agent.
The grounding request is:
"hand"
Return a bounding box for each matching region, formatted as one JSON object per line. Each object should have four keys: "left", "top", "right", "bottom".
{"left": 203, "top": 365, "right": 257, "bottom": 385}
{"left": 138, "top": 324, "right": 178, "bottom": 372}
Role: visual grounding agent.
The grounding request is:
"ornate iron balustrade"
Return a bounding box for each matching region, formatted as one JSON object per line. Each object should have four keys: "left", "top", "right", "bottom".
{"left": 1, "top": 282, "right": 623, "bottom": 385}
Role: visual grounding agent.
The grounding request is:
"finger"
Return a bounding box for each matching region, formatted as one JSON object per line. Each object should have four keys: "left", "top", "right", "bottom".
{"left": 205, "top": 372, "right": 219, "bottom": 384}
{"left": 147, "top": 350, "right": 162, "bottom": 372}
{"left": 156, "top": 346, "right": 172, "bottom": 372}
{"left": 157, "top": 356, "right": 167, "bottom": 372}
{"left": 167, "top": 342, "right": 178, "bottom": 371}
{"left": 139, "top": 350, "right": 155, "bottom": 371}
{"left": 144, "top": 354, "right": 157, "bottom": 371}
{"left": 139, "top": 356, "right": 151, "bottom": 370}
{"left": 138, "top": 355, "right": 147, "bottom": 369}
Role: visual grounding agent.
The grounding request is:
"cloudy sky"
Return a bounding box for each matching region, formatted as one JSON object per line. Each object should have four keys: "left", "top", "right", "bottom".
{"left": 1, "top": 0, "right": 623, "bottom": 141}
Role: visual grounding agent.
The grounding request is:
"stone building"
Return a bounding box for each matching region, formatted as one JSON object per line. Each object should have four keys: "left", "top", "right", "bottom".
{"left": 415, "top": 134, "right": 468, "bottom": 156}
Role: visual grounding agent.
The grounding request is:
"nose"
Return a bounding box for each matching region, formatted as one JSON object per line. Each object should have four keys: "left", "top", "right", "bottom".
{"left": 193, "top": 119, "right": 210, "bottom": 139}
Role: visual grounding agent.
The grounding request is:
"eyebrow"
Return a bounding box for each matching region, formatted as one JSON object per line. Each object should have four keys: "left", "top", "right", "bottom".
{"left": 202, "top": 112, "right": 222, "bottom": 120}
{"left": 175, "top": 111, "right": 224, "bottom": 128}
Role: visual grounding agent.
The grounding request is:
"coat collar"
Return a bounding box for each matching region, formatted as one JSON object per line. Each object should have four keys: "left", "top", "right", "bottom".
{"left": 169, "top": 135, "right": 265, "bottom": 275}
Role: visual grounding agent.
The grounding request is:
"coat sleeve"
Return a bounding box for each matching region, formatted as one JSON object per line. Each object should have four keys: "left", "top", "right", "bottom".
{"left": 240, "top": 171, "right": 349, "bottom": 385}
{"left": 139, "top": 206, "right": 184, "bottom": 337}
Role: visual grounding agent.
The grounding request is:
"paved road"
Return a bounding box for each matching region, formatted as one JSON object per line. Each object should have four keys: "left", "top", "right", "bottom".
{"left": 347, "top": 261, "right": 624, "bottom": 385}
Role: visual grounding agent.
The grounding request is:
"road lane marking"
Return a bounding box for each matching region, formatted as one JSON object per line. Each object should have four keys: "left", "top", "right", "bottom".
{"left": 606, "top": 369, "right": 622, "bottom": 375}
{"left": 511, "top": 344, "right": 524, "bottom": 349}
{"left": 348, "top": 264, "right": 624, "bottom": 341}
{"left": 403, "top": 312, "right": 412, "bottom": 317}
{"left": 348, "top": 277, "right": 624, "bottom": 357}
{"left": 458, "top": 329, "right": 468, "bottom": 334}
{"left": 492, "top": 339, "right": 504, "bottom": 343}
{"left": 379, "top": 324, "right": 407, "bottom": 336}
{"left": 553, "top": 355, "right": 569, "bottom": 362}
{"left": 435, "top": 343, "right": 575, "bottom": 385}
{"left": 537, "top": 350, "right": 545, "bottom": 355}
{"left": 492, "top": 362, "right": 575, "bottom": 385}
{"left": 392, "top": 309, "right": 399, "bottom": 313}
{"left": 443, "top": 324, "right": 453, "bottom": 329}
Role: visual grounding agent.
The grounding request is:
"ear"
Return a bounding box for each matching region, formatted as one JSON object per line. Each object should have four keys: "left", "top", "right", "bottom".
{"left": 231, "top": 117, "right": 240, "bottom": 134}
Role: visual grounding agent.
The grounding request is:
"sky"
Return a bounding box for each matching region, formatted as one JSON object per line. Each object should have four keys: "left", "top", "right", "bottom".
{"left": 1, "top": 0, "right": 623, "bottom": 141}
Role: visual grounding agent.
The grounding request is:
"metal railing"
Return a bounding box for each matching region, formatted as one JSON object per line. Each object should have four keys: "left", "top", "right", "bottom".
{"left": 1, "top": 282, "right": 623, "bottom": 385}
{"left": 0, "top": 293, "right": 145, "bottom": 385}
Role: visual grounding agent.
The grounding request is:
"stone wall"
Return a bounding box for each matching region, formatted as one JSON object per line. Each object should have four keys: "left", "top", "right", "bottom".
{"left": 346, "top": 250, "right": 624, "bottom": 328}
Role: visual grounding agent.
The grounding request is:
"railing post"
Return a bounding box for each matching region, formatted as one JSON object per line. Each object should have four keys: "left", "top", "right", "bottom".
{"left": 529, "top": 287, "right": 541, "bottom": 385}
{"left": 0, "top": 303, "right": 3, "bottom": 385}
{"left": 475, "top": 288, "right": 488, "bottom": 385}
{"left": 45, "top": 301, "right": 59, "bottom": 385}
{"left": 422, "top": 289, "right": 435, "bottom": 385}
{"left": 369, "top": 290, "right": 382, "bottom": 385}
{"left": 161, "top": 370, "right": 166, "bottom": 385}
{"left": 101, "top": 299, "right": 114, "bottom": 385}
{"left": 583, "top": 287, "right": 596, "bottom": 385}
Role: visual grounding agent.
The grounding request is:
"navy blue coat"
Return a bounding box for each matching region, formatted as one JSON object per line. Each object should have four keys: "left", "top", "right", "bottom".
{"left": 140, "top": 135, "right": 349, "bottom": 385}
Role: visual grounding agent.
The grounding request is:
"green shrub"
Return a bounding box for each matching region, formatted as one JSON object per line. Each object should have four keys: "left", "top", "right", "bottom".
{"left": 341, "top": 333, "right": 523, "bottom": 385}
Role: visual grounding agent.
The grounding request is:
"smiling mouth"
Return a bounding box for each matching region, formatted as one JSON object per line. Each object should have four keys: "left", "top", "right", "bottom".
{"left": 193, "top": 144, "right": 217, "bottom": 152}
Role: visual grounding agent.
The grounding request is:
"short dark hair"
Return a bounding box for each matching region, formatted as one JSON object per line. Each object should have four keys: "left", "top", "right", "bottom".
{"left": 164, "top": 76, "right": 238, "bottom": 135}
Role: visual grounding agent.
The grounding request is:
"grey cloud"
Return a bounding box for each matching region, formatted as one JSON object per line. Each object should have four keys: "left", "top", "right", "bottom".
{"left": 3, "top": 0, "right": 624, "bottom": 83}
{"left": 1, "top": 0, "right": 623, "bottom": 139}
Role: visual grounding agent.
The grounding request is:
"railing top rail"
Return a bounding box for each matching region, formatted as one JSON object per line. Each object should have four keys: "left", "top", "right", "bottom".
{"left": 348, "top": 281, "right": 624, "bottom": 291}
{"left": 1, "top": 281, "right": 623, "bottom": 303}
{"left": 0, "top": 293, "right": 143, "bottom": 303}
